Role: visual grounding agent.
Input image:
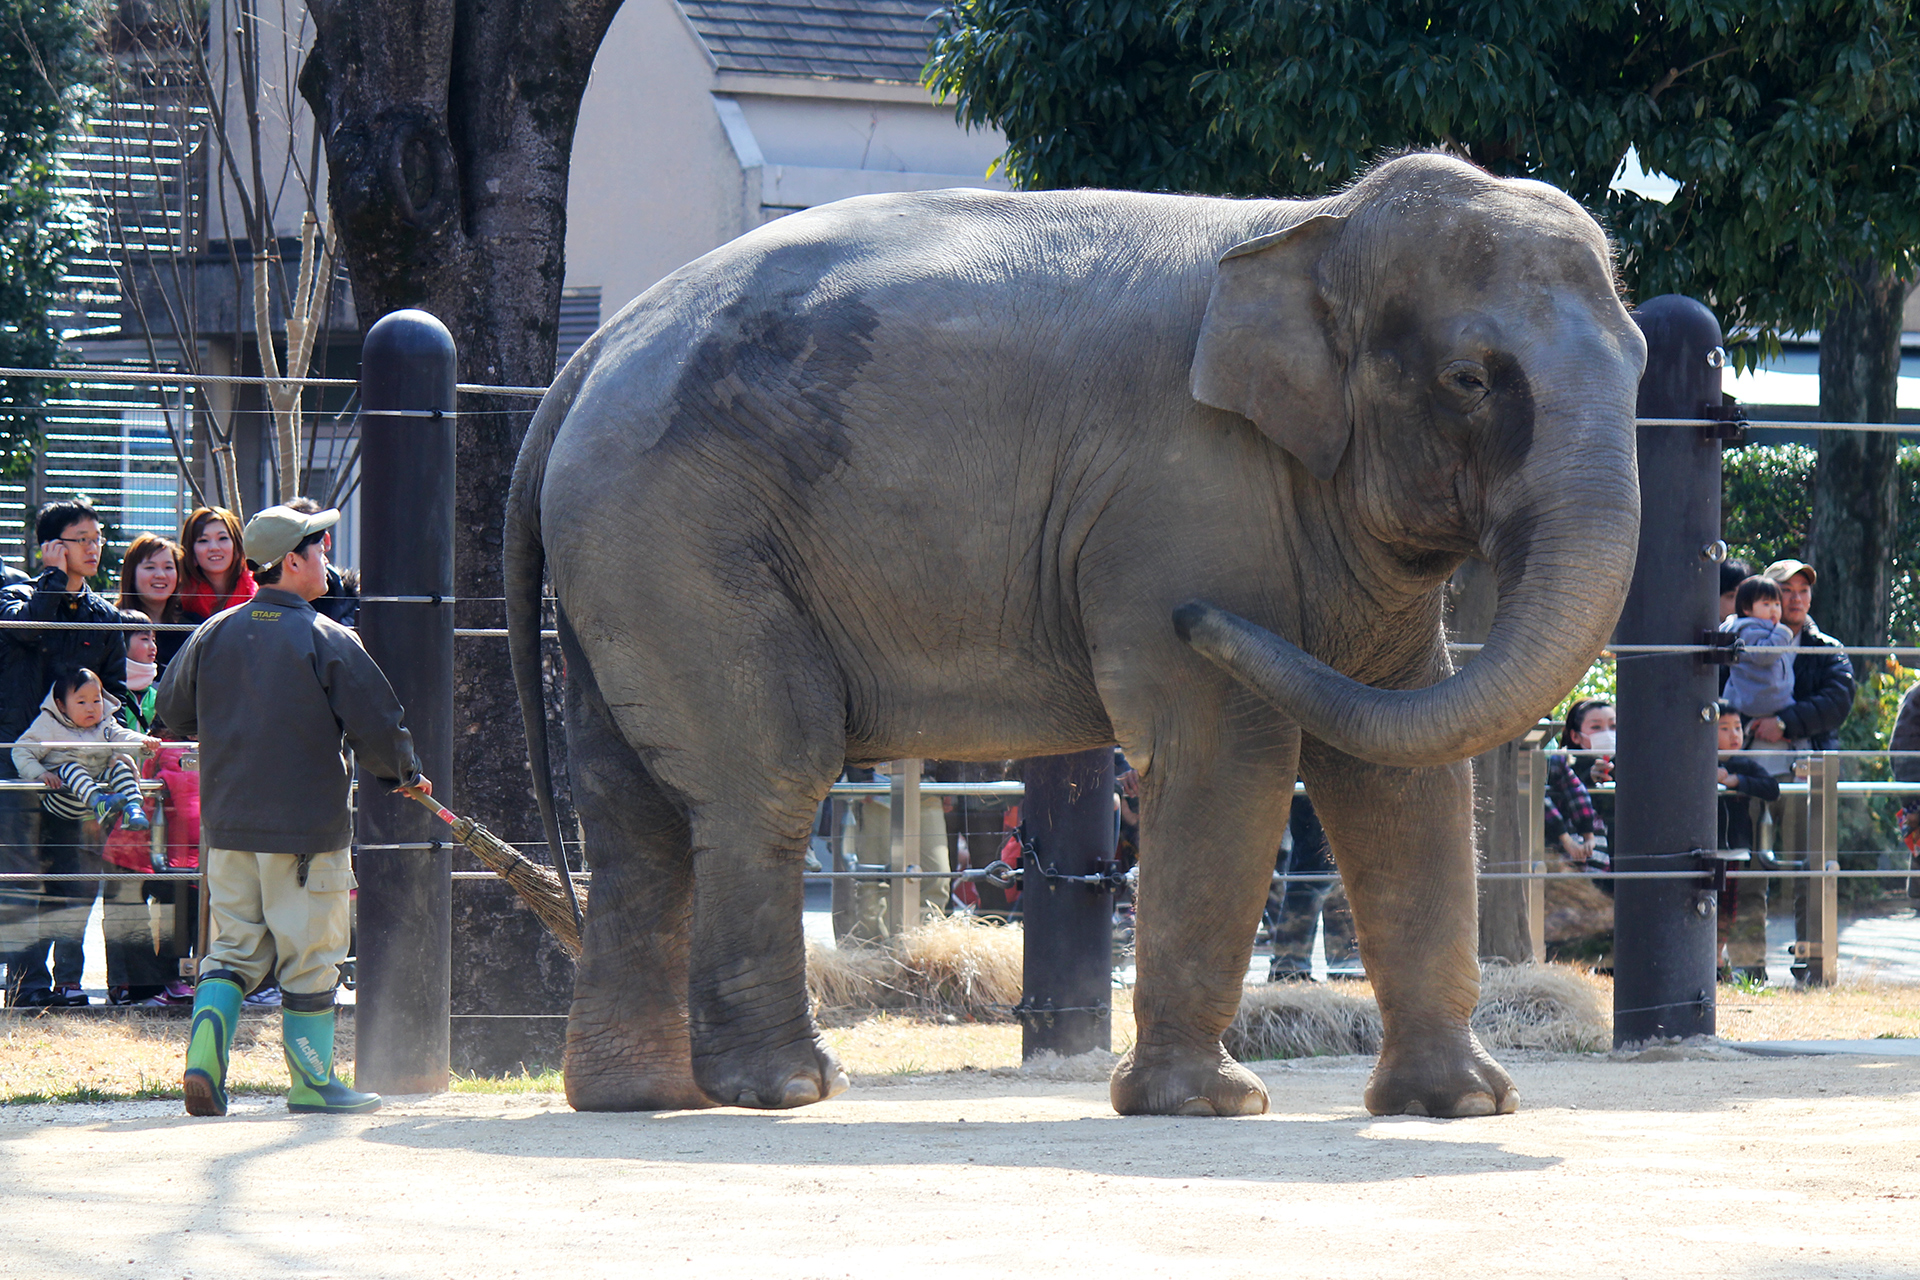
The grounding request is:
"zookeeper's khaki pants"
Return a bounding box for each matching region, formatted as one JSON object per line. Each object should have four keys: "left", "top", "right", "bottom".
{"left": 200, "top": 847, "right": 353, "bottom": 997}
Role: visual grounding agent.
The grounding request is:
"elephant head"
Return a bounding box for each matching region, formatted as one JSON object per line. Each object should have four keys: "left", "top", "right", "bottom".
{"left": 1182, "top": 153, "right": 1646, "bottom": 768}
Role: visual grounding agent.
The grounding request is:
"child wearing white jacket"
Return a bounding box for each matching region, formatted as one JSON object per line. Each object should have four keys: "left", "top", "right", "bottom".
{"left": 13, "top": 667, "right": 160, "bottom": 833}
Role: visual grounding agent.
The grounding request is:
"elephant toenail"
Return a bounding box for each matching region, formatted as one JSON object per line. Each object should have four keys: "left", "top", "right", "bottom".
{"left": 1452, "top": 1092, "right": 1497, "bottom": 1118}
{"left": 780, "top": 1076, "right": 823, "bottom": 1108}
{"left": 1401, "top": 1099, "right": 1430, "bottom": 1117}
{"left": 823, "top": 1069, "right": 850, "bottom": 1100}
{"left": 1174, "top": 1097, "right": 1217, "bottom": 1116}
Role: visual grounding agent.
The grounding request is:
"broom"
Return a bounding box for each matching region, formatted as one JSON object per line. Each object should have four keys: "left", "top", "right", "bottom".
{"left": 404, "top": 790, "right": 586, "bottom": 958}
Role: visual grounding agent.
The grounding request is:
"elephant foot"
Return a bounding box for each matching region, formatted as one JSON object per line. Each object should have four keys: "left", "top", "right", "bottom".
{"left": 563, "top": 1020, "right": 715, "bottom": 1112}
{"left": 1363, "top": 1031, "right": 1517, "bottom": 1118}
{"left": 694, "top": 1033, "right": 849, "bottom": 1110}
{"left": 1109, "top": 1041, "right": 1269, "bottom": 1117}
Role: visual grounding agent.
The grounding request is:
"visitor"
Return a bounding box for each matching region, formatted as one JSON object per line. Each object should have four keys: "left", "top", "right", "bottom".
{"left": 1714, "top": 700, "right": 1779, "bottom": 982}
{"left": 1718, "top": 576, "right": 1796, "bottom": 733}
{"left": 0, "top": 499, "right": 131, "bottom": 1008}
{"left": 1542, "top": 752, "right": 1602, "bottom": 869}
{"left": 118, "top": 533, "right": 191, "bottom": 668}
{"left": 1892, "top": 680, "right": 1920, "bottom": 901}
{"left": 1748, "top": 559, "right": 1852, "bottom": 984}
{"left": 1560, "top": 698, "right": 1615, "bottom": 869}
{"left": 1265, "top": 794, "right": 1359, "bottom": 981}
{"left": 176, "top": 507, "right": 256, "bottom": 621}
{"left": 284, "top": 497, "right": 360, "bottom": 626}
{"left": 1718, "top": 557, "right": 1752, "bottom": 622}
{"left": 1746, "top": 560, "right": 1854, "bottom": 752}
{"left": 99, "top": 616, "right": 196, "bottom": 1005}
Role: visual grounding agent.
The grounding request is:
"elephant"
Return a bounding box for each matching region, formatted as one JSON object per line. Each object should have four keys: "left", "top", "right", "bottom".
{"left": 505, "top": 151, "right": 1645, "bottom": 1118}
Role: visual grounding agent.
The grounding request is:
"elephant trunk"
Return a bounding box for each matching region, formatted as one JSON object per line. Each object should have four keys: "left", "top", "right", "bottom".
{"left": 1176, "top": 425, "right": 1639, "bottom": 769}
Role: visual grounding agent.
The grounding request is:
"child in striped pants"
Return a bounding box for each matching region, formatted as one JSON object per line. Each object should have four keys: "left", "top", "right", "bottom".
{"left": 12, "top": 668, "right": 159, "bottom": 833}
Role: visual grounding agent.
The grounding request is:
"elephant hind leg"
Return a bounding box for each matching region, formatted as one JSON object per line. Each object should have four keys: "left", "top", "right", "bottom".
{"left": 560, "top": 637, "right": 711, "bottom": 1113}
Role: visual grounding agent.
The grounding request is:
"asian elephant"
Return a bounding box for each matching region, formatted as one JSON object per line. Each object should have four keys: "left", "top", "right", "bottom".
{"left": 505, "top": 151, "right": 1644, "bottom": 1118}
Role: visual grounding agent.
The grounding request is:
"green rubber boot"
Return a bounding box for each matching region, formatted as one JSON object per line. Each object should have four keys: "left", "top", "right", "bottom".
{"left": 182, "top": 974, "right": 244, "bottom": 1116}
{"left": 283, "top": 1006, "right": 381, "bottom": 1115}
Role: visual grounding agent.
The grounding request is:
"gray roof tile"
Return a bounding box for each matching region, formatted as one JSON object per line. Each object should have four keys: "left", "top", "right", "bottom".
{"left": 680, "top": 0, "right": 940, "bottom": 83}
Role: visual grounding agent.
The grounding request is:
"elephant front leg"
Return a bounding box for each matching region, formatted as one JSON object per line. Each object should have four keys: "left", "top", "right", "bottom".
{"left": 1111, "top": 757, "right": 1287, "bottom": 1117}
{"left": 1302, "top": 748, "right": 1517, "bottom": 1117}
{"left": 687, "top": 815, "right": 848, "bottom": 1109}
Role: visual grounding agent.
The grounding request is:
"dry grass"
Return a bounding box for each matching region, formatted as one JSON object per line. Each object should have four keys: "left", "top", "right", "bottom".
{"left": 1714, "top": 978, "right": 1920, "bottom": 1042}
{"left": 0, "top": 1011, "right": 305, "bottom": 1104}
{"left": 1227, "top": 964, "right": 1613, "bottom": 1060}
{"left": 7, "top": 967, "right": 1917, "bottom": 1104}
{"left": 808, "top": 915, "right": 1025, "bottom": 1020}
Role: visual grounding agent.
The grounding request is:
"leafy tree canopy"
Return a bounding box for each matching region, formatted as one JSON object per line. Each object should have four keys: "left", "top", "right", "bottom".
{"left": 927, "top": 0, "right": 1920, "bottom": 363}
{"left": 0, "top": 0, "right": 100, "bottom": 467}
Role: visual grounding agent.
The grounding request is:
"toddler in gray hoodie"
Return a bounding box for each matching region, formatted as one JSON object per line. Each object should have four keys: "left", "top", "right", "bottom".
{"left": 12, "top": 667, "right": 159, "bottom": 833}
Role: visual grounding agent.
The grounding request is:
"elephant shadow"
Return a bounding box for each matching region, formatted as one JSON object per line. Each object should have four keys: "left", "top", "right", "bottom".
{"left": 349, "top": 1098, "right": 1561, "bottom": 1185}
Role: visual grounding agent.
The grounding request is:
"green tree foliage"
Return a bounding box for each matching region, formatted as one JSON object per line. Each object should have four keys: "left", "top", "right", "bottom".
{"left": 0, "top": 0, "right": 99, "bottom": 474}
{"left": 1723, "top": 442, "right": 1920, "bottom": 649}
{"left": 928, "top": 1, "right": 1919, "bottom": 360}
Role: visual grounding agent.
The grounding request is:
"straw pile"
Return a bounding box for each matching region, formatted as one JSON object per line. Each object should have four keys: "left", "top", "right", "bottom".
{"left": 1224, "top": 962, "right": 1610, "bottom": 1060}
{"left": 807, "top": 915, "right": 1024, "bottom": 1020}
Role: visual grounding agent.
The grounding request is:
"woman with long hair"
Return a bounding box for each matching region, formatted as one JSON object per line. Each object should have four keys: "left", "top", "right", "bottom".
{"left": 176, "top": 507, "right": 255, "bottom": 621}
{"left": 117, "top": 532, "right": 190, "bottom": 668}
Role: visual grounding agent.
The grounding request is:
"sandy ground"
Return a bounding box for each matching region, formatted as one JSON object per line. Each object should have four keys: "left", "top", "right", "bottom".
{"left": 4, "top": 1048, "right": 1918, "bottom": 1280}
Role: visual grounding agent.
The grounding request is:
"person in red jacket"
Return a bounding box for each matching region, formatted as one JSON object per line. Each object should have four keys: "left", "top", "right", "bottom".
{"left": 175, "top": 507, "right": 256, "bottom": 621}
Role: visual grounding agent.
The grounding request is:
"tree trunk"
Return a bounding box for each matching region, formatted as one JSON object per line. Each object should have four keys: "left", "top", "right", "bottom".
{"left": 1811, "top": 262, "right": 1910, "bottom": 648}
{"left": 300, "top": 0, "right": 622, "bottom": 1069}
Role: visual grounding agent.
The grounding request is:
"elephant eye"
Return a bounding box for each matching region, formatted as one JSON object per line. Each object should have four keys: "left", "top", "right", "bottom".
{"left": 1440, "top": 361, "right": 1491, "bottom": 407}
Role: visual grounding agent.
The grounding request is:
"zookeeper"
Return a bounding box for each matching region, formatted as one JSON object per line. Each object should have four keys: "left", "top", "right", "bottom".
{"left": 155, "top": 503, "right": 431, "bottom": 1117}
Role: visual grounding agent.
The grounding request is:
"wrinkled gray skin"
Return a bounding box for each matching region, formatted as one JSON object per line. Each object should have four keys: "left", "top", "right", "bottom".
{"left": 506, "top": 153, "right": 1645, "bottom": 1118}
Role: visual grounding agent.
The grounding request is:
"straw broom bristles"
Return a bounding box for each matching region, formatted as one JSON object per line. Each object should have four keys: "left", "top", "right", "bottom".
{"left": 407, "top": 792, "right": 587, "bottom": 958}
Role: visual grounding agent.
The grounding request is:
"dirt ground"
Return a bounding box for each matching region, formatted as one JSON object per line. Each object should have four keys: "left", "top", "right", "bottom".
{"left": 3, "top": 1046, "right": 1918, "bottom": 1280}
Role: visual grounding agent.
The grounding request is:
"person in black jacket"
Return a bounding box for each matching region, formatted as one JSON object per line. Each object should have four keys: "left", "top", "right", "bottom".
{"left": 0, "top": 499, "right": 131, "bottom": 1008}
{"left": 1744, "top": 560, "right": 1854, "bottom": 983}
{"left": 1716, "top": 702, "right": 1780, "bottom": 982}
{"left": 1746, "top": 560, "right": 1854, "bottom": 752}
{"left": 1891, "top": 681, "right": 1920, "bottom": 901}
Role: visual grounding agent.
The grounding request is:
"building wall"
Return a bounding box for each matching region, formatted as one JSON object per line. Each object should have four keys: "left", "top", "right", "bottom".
{"left": 565, "top": 0, "right": 1010, "bottom": 318}
{"left": 210, "top": 0, "right": 327, "bottom": 245}
{"left": 564, "top": 0, "right": 751, "bottom": 319}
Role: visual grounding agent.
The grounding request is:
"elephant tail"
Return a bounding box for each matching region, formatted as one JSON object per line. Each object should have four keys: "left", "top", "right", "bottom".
{"left": 505, "top": 334, "right": 600, "bottom": 932}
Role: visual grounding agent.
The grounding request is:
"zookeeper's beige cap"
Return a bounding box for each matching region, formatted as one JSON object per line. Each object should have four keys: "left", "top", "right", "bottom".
{"left": 1763, "top": 558, "right": 1817, "bottom": 587}
{"left": 243, "top": 504, "right": 340, "bottom": 567}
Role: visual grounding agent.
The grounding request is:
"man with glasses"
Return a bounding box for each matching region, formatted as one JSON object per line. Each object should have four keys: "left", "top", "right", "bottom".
{"left": 0, "top": 499, "right": 131, "bottom": 1007}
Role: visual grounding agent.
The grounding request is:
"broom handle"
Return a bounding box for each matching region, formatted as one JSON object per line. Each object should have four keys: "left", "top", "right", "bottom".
{"left": 403, "top": 787, "right": 462, "bottom": 828}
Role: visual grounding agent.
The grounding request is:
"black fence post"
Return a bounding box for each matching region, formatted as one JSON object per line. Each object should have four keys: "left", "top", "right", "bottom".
{"left": 1016, "top": 748, "right": 1115, "bottom": 1059}
{"left": 354, "top": 309, "right": 457, "bottom": 1094}
{"left": 1614, "top": 294, "right": 1725, "bottom": 1047}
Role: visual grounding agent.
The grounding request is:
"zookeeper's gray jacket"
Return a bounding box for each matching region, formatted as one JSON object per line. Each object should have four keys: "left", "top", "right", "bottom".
{"left": 154, "top": 586, "right": 421, "bottom": 854}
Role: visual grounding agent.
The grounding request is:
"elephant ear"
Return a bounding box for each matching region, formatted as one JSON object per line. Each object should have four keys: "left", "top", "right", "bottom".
{"left": 1190, "top": 214, "right": 1351, "bottom": 482}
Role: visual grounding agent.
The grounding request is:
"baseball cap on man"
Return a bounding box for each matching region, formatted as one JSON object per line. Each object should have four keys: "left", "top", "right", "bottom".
{"left": 243, "top": 504, "right": 340, "bottom": 567}
{"left": 1763, "top": 558, "right": 1817, "bottom": 587}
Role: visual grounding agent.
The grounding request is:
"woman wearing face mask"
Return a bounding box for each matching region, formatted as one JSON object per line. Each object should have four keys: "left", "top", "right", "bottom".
{"left": 1560, "top": 698, "right": 1616, "bottom": 869}
{"left": 118, "top": 533, "right": 190, "bottom": 670}
{"left": 175, "top": 507, "right": 255, "bottom": 622}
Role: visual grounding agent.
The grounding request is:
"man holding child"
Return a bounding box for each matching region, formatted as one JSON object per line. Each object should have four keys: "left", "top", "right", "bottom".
{"left": 1717, "top": 558, "right": 1854, "bottom": 984}
{"left": 0, "top": 499, "right": 131, "bottom": 1008}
